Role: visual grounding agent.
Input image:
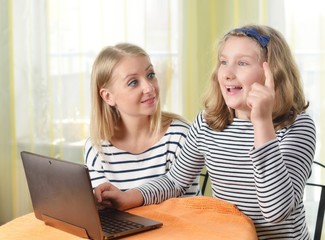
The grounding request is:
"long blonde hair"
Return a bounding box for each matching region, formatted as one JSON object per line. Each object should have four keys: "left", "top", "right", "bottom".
{"left": 203, "top": 24, "right": 308, "bottom": 131}
{"left": 90, "top": 43, "right": 187, "bottom": 149}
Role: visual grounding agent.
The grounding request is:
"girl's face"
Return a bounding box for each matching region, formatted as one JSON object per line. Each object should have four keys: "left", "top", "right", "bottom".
{"left": 218, "top": 36, "right": 265, "bottom": 119}
{"left": 101, "top": 55, "right": 159, "bottom": 120}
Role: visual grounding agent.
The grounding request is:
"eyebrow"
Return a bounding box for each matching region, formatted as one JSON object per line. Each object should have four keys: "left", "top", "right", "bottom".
{"left": 146, "top": 64, "right": 153, "bottom": 70}
{"left": 219, "top": 53, "right": 259, "bottom": 62}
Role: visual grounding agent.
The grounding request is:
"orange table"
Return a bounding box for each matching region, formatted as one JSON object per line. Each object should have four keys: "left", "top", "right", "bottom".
{"left": 0, "top": 196, "right": 257, "bottom": 240}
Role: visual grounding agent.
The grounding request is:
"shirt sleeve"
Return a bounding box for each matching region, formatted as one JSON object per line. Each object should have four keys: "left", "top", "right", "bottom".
{"left": 84, "top": 138, "right": 109, "bottom": 188}
{"left": 249, "top": 113, "right": 316, "bottom": 223}
{"left": 168, "top": 119, "right": 201, "bottom": 196}
{"left": 137, "top": 113, "right": 206, "bottom": 205}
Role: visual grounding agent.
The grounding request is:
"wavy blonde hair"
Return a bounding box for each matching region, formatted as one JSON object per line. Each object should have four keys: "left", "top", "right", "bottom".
{"left": 203, "top": 24, "right": 308, "bottom": 131}
{"left": 90, "top": 43, "right": 187, "bottom": 149}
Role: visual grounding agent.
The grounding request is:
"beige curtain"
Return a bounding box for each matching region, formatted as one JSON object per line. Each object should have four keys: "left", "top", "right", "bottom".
{"left": 180, "top": 0, "right": 266, "bottom": 121}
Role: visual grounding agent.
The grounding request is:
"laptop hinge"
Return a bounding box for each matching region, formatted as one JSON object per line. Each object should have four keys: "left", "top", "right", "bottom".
{"left": 42, "top": 214, "right": 89, "bottom": 239}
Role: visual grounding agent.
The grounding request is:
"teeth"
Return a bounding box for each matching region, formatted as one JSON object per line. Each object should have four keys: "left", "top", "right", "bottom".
{"left": 226, "top": 86, "right": 242, "bottom": 89}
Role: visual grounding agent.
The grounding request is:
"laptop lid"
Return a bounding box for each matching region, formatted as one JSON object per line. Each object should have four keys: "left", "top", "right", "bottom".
{"left": 21, "top": 151, "right": 162, "bottom": 240}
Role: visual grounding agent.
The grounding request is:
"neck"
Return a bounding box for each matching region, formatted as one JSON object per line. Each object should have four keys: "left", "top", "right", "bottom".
{"left": 119, "top": 116, "right": 152, "bottom": 137}
{"left": 235, "top": 110, "right": 250, "bottom": 120}
{"left": 111, "top": 116, "right": 164, "bottom": 154}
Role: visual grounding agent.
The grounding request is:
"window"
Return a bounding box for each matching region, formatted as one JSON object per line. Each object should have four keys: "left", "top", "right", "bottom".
{"left": 14, "top": 0, "right": 179, "bottom": 160}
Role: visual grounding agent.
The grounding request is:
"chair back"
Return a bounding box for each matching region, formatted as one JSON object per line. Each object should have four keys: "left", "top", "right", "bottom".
{"left": 306, "top": 161, "right": 325, "bottom": 240}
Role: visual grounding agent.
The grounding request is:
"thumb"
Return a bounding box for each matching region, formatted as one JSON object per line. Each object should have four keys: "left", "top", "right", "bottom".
{"left": 94, "top": 187, "right": 103, "bottom": 202}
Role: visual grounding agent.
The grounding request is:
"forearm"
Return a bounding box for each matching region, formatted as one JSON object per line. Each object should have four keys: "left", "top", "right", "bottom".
{"left": 253, "top": 118, "right": 276, "bottom": 148}
{"left": 122, "top": 189, "right": 144, "bottom": 210}
{"left": 250, "top": 117, "right": 315, "bottom": 223}
{"left": 137, "top": 175, "right": 184, "bottom": 205}
{"left": 250, "top": 140, "right": 294, "bottom": 223}
{"left": 96, "top": 183, "right": 144, "bottom": 211}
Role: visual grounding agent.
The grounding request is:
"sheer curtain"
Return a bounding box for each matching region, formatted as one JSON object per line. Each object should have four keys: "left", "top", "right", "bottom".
{"left": 0, "top": 0, "right": 179, "bottom": 224}
{"left": 281, "top": 1, "right": 325, "bottom": 237}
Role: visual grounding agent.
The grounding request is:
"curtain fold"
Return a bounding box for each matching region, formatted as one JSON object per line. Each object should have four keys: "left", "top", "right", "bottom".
{"left": 180, "top": 0, "right": 263, "bottom": 121}
{"left": 0, "top": 0, "right": 179, "bottom": 224}
{"left": 0, "top": 0, "right": 18, "bottom": 223}
{"left": 180, "top": 0, "right": 217, "bottom": 121}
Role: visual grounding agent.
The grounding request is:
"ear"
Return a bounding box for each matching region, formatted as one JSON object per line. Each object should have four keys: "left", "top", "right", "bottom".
{"left": 99, "top": 88, "right": 116, "bottom": 106}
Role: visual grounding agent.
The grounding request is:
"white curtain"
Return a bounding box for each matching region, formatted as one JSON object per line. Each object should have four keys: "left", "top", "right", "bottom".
{"left": 281, "top": 1, "right": 325, "bottom": 237}
{"left": 14, "top": 0, "right": 180, "bottom": 159}
{"left": 0, "top": 0, "right": 180, "bottom": 224}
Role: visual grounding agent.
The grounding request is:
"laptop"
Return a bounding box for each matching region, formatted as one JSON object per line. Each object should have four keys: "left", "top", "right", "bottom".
{"left": 21, "top": 151, "right": 162, "bottom": 239}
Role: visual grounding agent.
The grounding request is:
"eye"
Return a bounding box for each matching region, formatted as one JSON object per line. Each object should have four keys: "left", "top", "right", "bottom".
{"left": 147, "top": 72, "right": 156, "bottom": 79}
{"left": 238, "top": 61, "right": 248, "bottom": 66}
{"left": 127, "top": 79, "right": 138, "bottom": 87}
{"left": 220, "top": 60, "right": 227, "bottom": 65}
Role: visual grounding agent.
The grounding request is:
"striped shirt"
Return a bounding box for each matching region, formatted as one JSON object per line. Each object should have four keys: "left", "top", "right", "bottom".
{"left": 84, "top": 119, "right": 200, "bottom": 196}
{"left": 137, "top": 111, "right": 316, "bottom": 239}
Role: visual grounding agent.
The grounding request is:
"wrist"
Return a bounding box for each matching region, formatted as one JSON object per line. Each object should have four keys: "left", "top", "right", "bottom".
{"left": 123, "top": 189, "right": 144, "bottom": 210}
{"left": 253, "top": 119, "right": 276, "bottom": 148}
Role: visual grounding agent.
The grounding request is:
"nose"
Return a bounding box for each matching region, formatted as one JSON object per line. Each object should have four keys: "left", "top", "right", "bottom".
{"left": 221, "top": 66, "right": 235, "bottom": 80}
{"left": 142, "top": 80, "right": 154, "bottom": 93}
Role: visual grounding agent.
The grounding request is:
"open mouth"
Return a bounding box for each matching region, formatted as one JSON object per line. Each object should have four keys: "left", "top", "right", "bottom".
{"left": 226, "top": 86, "right": 242, "bottom": 92}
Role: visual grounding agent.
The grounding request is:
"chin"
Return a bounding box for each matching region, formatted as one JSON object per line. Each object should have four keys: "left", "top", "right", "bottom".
{"left": 224, "top": 101, "right": 239, "bottom": 110}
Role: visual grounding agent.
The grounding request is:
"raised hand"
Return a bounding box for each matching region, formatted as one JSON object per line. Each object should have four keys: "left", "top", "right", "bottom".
{"left": 247, "top": 62, "right": 276, "bottom": 147}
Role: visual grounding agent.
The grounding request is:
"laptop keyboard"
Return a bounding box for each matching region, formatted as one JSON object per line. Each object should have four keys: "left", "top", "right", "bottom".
{"left": 99, "top": 211, "right": 144, "bottom": 234}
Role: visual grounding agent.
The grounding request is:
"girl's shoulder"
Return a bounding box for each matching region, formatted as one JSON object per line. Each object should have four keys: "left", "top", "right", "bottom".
{"left": 288, "top": 112, "right": 315, "bottom": 129}
{"left": 171, "top": 118, "right": 190, "bottom": 127}
{"left": 167, "top": 118, "right": 190, "bottom": 134}
{"left": 193, "top": 111, "right": 209, "bottom": 127}
{"left": 277, "top": 112, "right": 316, "bottom": 135}
{"left": 293, "top": 112, "right": 316, "bottom": 132}
{"left": 295, "top": 111, "right": 314, "bottom": 122}
{"left": 161, "top": 111, "right": 191, "bottom": 130}
{"left": 84, "top": 137, "right": 112, "bottom": 153}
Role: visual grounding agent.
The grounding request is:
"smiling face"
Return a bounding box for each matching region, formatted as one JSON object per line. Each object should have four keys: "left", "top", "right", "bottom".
{"left": 217, "top": 36, "right": 265, "bottom": 119}
{"left": 100, "top": 55, "right": 159, "bottom": 120}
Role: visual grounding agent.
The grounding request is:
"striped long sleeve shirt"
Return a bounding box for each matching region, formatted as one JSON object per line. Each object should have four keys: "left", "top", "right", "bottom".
{"left": 137, "top": 111, "right": 316, "bottom": 239}
{"left": 84, "top": 119, "right": 200, "bottom": 196}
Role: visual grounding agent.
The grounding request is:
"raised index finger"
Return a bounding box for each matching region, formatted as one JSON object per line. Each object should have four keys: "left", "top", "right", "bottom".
{"left": 263, "top": 62, "right": 274, "bottom": 90}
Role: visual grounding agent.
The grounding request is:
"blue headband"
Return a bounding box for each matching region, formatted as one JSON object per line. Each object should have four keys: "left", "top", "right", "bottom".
{"left": 233, "top": 28, "right": 270, "bottom": 48}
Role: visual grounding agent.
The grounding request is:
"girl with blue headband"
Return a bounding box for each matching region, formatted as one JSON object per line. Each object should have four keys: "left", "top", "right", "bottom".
{"left": 93, "top": 25, "right": 316, "bottom": 239}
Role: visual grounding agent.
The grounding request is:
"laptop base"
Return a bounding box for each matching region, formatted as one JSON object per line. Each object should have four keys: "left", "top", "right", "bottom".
{"left": 42, "top": 214, "right": 90, "bottom": 238}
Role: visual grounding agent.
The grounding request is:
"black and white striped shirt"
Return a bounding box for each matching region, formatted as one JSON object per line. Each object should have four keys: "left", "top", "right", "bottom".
{"left": 137, "top": 111, "right": 316, "bottom": 239}
{"left": 84, "top": 119, "right": 200, "bottom": 196}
